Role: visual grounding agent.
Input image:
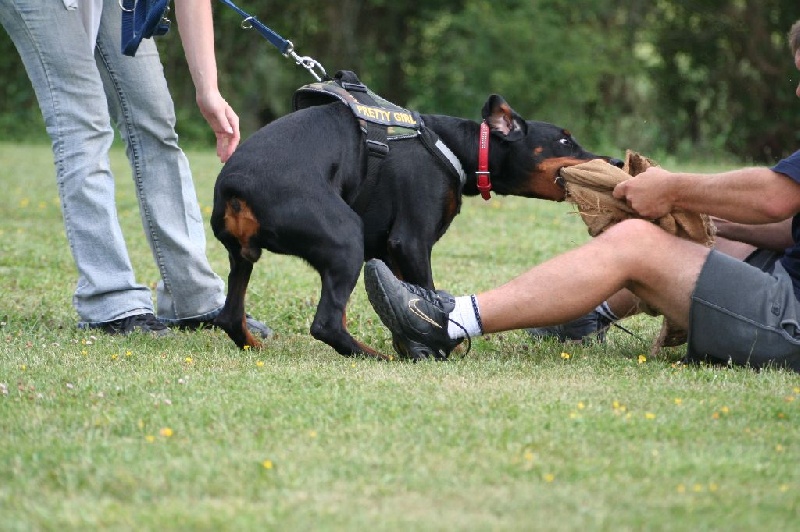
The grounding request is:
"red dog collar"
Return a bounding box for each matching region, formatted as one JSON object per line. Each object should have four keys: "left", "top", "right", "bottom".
{"left": 476, "top": 121, "right": 492, "bottom": 200}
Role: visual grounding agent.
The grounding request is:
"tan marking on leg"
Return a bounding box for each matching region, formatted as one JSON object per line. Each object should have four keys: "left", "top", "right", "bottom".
{"left": 242, "top": 314, "right": 262, "bottom": 349}
{"left": 224, "top": 198, "right": 261, "bottom": 260}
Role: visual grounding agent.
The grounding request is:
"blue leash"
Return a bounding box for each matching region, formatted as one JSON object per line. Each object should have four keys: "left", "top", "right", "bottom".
{"left": 217, "top": 0, "right": 328, "bottom": 81}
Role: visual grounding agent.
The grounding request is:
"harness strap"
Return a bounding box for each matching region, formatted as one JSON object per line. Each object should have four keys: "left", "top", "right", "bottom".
{"left": 338, "top": 74, "right": 391, "bottom": 215}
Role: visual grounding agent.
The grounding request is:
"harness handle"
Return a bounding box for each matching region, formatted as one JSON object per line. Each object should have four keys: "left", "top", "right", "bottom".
{"left": 218, "top": 0, "right": 328, "bottom": 81}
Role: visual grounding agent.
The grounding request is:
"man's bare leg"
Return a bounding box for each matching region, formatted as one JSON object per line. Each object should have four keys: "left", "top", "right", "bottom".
{"left": 477, "top": 219, "right": 710, "bottom": 333}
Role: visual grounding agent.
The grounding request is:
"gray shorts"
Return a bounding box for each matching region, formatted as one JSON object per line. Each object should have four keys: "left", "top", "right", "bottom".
{"left": 687, "top": 249, "right": 800, "bottom": 371}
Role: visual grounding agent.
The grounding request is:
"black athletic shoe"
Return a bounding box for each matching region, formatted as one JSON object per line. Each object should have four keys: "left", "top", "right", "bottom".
{"left": 526, "top": 311, "right": 609, "bottom": 344}
{"left": 95, "top": 312, "right": 172, "bottom": 337}
{"left": 364, "top": 259, "right": 462, "bottom": 359}
{"left": 173, "top": 314, "right": 273, "bottom": 339}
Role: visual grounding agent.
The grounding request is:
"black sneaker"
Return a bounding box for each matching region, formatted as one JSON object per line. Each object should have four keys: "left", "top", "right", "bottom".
{"left": 364, "top": 259, "right": 462, "bottom": 359}
{"left": 173, "top": 314, "right": 273, "bottom": 339}
{"left": 526, "top": 311, "right": 609, "bottom": 344}
{"left": 96, "top": 313, "right": 172, "bottom": 337}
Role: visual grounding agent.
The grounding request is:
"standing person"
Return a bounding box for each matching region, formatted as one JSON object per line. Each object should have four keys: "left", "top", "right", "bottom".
{"left": 362, "top": 20, "right": 800, "bottom": 372}
{"left": 0, "top": 0, "right": 271, "bottom": 337}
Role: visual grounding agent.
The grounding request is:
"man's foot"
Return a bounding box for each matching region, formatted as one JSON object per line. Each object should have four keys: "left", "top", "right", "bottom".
{"left": 94, "top": 313, "right": 172, "bottom": 337}
{"left": 526, "top": 311, "right": 610, "bottom": 344}
{"left": 364, "top": 259, "right": 463, "bottom": 359}
{"left": 173, "top": 314, "right": 273, "bottom": 339}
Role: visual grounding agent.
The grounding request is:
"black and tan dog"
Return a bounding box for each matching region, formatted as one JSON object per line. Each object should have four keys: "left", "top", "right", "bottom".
{"left": 211, "top": 72, "right": 620, "bottom": 359}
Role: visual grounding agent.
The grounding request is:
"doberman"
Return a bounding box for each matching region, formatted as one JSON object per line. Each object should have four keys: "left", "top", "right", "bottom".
{"left": 211, "top": 78, "right": 621, "bottom": 359}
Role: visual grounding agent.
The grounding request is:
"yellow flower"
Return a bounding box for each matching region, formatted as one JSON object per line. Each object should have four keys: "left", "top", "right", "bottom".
{"left": 111, "top": 353, "right": 118, "bottom": 361}
{"left": 256, "top": 360, "right": 265, "bottom": 367}
{"left": 262, "top": 460, "right": 273, "bottom": 470}
{"left": 720, "top": 406, "right": 730, "bottom": 414}
{"left": 185, "top": 357, "right": 193, "bottom": 364}
{"left": 145, "top": 435, "right": 155, "bottom": 443}
{"left": 676, "top": 484, "right": 686, "bottom": 493}
{"left": 543, "top": 473, "right": 555, "bottom": 483}
{"left": 577, "top": 402, "right": 585, "bottom": 410}
{"left": 674, "top": 398, "right": 683, "bottom": 405}
{"left": 309, "top": 430, "right": 318, "bottom": 438}
{"left": 638, "top": 355, "right": 647, "bottom": 364}
{"left": 560, "top": 352, "right": 571, "bottom": 359}
{"left": 126, "top": 350, "right": 132, "bottom": 357}
{"left": 775, "top": 444, "right": 785, "bottom": 453}
{"left": 159, "top": 427, "right": 174, "bottom": 438}
{"left": 645, "top": 412, "right": 656, "bottom": 420}
{"left": 243, "top": 345, "right": 251, "bottom": 351}
{"left": 709, "top": 483, "right": 719, "bottom": 492}
{"left": 523, "top": 451, "right": 535, "bottom": 462}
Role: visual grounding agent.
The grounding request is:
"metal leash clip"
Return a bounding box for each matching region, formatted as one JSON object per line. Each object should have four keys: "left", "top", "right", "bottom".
{"left": 219, "top": 0, "right": 329, "bottom": 81}
{"left": 284, "top": 42, "right": 328, "bottom": 82}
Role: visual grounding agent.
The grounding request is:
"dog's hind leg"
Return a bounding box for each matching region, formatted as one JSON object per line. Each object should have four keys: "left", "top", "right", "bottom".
{"left": 212, "top": 197, "right": 263, "bottom": 349}
{"left": 215, "top": 251, "right": 261, "bottom": 348}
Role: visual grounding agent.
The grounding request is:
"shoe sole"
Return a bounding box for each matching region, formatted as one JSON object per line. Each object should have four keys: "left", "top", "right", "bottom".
{"left": 364, "top": 260, "right": 407, "bottom": 340}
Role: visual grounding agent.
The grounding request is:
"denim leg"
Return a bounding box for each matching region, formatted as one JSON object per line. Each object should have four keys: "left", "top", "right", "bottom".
{"left": 0, "top": 0, "right": 155, "bottom": 325}
{"left": 94, "top": 0, "right": 225, "bottom": 322}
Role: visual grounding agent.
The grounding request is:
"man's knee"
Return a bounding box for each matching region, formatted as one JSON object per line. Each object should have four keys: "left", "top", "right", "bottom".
{"left": 599, "top": 218, "right": 672, "bottom": 246}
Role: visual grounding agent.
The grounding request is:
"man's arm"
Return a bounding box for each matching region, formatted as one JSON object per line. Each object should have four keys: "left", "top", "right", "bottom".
{"left": 713, "top": 217, "right": 794, "bottom": 251}
{"left": 613, "top": 166, "right": 800, "bottom": 224}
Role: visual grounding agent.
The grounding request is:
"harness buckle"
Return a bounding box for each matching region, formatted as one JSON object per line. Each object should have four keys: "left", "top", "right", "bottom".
{"left": 366, "top": 139, "right": 390, "bottom": 158}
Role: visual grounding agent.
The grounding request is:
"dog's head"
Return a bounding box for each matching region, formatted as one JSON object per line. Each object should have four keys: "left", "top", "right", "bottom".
{"left": 480, "top": 94, "right": 622, "bottom": 201}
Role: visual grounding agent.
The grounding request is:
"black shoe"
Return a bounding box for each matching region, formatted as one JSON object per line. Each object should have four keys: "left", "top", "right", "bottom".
{"left": 173, "top": 314, "right": 273, "bottom": 339}
{"left": 95, "top": 313, "right": 172, "bottom": 337}
{"left": 364, "top": 259, "right": 462, "bottom": 359}
{"left": 526, "top": 311, "right": 610, "bottom": 344}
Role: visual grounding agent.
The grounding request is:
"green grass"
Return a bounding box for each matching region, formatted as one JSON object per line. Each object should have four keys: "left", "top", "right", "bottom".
{"left": 1, "top": 142, "right": 799, "bottom": 530}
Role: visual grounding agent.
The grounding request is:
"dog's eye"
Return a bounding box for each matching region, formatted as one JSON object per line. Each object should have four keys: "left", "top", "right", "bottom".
{"left": 558, "top": 137, "right": 574, "bottom": 147}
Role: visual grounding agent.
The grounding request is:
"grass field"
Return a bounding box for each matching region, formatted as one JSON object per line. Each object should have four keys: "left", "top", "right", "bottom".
{"left": 1, "top": 142, "right": 799, "bottom": 530}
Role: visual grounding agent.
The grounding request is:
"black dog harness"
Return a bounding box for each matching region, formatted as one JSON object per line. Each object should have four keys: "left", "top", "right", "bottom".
{"left": 293, "top": 70, "right": 466, "bottom": 214}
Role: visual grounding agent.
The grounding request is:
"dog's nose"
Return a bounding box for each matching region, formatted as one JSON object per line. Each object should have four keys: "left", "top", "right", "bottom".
{"left": 608, "top": 157, "right": 624, "bottom": 168}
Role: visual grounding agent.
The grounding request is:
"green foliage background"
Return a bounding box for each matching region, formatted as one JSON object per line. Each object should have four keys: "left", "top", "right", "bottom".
{"left": 1, "top": 0, "right": 799, "bottom": 162}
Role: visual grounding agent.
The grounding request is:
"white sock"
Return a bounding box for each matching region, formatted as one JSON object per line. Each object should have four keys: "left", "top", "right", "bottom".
{"left": 595, "top": 301, "right": 619, "bottom": 325}
{"left": 447, "top": 295, "right": 483, "bottom": 339}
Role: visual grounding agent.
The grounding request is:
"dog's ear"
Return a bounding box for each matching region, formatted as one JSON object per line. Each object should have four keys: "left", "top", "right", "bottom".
{"left": 481, "top": 95, "right": 527, "bottom": 140}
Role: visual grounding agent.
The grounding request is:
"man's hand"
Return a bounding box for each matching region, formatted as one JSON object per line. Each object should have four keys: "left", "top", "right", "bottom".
{"left": 613, "top": 166, "right": 677, "bottom": 219}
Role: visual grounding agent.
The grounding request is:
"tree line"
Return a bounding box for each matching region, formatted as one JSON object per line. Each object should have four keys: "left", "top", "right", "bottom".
{"left": 1, "top": 0, "right": 798, "bottom": 163}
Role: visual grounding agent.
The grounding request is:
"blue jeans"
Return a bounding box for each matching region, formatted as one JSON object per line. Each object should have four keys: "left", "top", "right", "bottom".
{"left": 1, "top": 0, "right": 226, "bottom": 325}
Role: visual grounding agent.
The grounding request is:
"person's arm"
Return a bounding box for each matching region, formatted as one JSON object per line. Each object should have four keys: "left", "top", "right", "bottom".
{"left": 173, "top": 0, "right": 240, "bottom": 162}
{"left": 613, "top": 166, "right": 800, "bottom": 224}
{"left": 712, "top": 217, "right": 794, "bottom": 251}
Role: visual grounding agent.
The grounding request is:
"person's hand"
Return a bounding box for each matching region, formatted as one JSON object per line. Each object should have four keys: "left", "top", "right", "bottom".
{"left": 196, "top": 90, "right": 241, "bottom": 163}
{"left": 613, "top": 166, "right": 676, "bottom": 219}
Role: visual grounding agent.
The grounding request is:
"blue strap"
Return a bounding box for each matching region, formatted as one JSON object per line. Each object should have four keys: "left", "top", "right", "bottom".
{"left": 121, "top": 0, "right": 171, "bottom": 56}
{"left": 217, "top": 0, "right": 291, "bottom": 55}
